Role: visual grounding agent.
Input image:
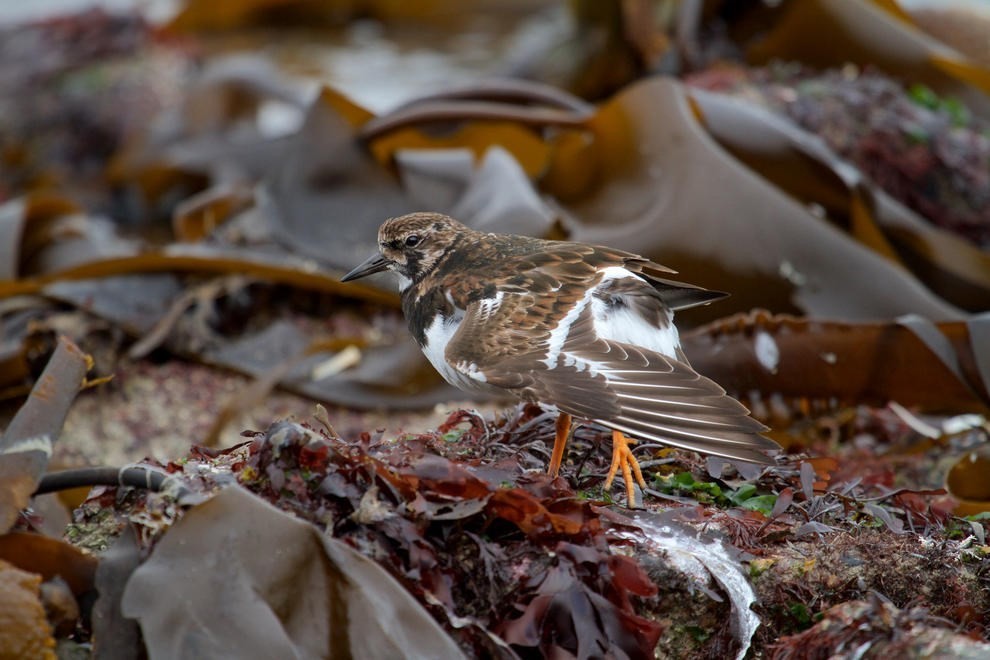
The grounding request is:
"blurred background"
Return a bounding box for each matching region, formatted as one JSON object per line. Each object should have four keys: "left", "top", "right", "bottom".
{"left": 3, "top": 2, "right": 990, "bottom": 657}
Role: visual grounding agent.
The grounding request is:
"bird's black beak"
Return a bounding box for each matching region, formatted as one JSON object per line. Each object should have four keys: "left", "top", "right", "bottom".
{"left": 341, "top": 253, "right": 390, "bottom": 282}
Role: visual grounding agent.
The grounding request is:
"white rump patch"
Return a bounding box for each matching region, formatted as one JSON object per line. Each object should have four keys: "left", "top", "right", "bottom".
{"left": 544, "top": 266, "right": 683, "bottom": 369}
{"left": 590, "top": 267, "right": 681, "bottom": 359}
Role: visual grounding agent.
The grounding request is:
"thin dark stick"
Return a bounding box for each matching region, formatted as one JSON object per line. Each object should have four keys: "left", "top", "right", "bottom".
{"left": 573, "top": 439, "right": 598, "bottom": 482}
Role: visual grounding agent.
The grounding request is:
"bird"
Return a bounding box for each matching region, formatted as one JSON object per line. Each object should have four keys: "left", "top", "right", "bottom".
{"left": 342, "top": 212, "right": 779, "bottom": 507}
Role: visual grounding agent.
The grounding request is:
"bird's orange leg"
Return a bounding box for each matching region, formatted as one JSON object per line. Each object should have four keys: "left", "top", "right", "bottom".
{"left": 604, "top": 430, "right": 647, "bottom": 507}
{"left": 547, "top": 412, "right": 572, "bottom": 479}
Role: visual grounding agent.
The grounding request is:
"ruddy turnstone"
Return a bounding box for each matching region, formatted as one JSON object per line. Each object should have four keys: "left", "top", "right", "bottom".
{"left": 342, "top": 212, "right": 778, "bottom": 506}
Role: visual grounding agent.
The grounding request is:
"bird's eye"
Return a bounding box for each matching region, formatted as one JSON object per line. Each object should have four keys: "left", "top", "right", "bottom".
{"left": 404, "top": 234, "right": 421, "bottom": 248}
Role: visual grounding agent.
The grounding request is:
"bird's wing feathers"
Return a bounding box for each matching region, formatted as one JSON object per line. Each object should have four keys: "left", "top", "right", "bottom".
{"left": 518, "top": 310, "right": 776, "bottom": 464}
{"left": 445, "top": 286, "right": 777, "bottom": 464}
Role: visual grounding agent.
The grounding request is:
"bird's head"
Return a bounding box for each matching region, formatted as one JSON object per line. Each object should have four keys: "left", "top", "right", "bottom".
{"left": 341, "top": 212, "right": 468, "bottom": 289}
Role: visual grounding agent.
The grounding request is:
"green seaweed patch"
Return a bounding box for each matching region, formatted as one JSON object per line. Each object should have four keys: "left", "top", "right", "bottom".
{"left": 653, "top": 472, "right": 777, "bottom": 514}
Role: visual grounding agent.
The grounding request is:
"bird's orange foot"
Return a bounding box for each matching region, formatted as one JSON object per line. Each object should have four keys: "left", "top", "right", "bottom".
{"left": 603, "top": 430, "right": 647, "bottom": 508}
{"left": 547, "top": 412, "right": 572, "bottom": 479}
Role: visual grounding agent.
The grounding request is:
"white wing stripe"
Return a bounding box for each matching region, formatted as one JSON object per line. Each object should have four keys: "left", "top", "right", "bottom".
{"left": 542, "top": 287, "right": 596, "bottom": 369}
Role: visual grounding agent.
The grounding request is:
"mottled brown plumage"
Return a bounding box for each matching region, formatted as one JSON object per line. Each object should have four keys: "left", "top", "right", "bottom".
{"left": 343, "top": 212, "right": 779, "bottom": 506}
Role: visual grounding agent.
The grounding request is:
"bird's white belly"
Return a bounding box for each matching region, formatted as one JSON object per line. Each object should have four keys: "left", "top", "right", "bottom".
{"left": 421, "top": 312, "right": 502, "bottom": 394}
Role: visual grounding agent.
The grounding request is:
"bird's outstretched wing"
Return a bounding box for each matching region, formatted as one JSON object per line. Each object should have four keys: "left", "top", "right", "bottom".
{"left": 445, "top": 292, "right": 778, "bottom": 464}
